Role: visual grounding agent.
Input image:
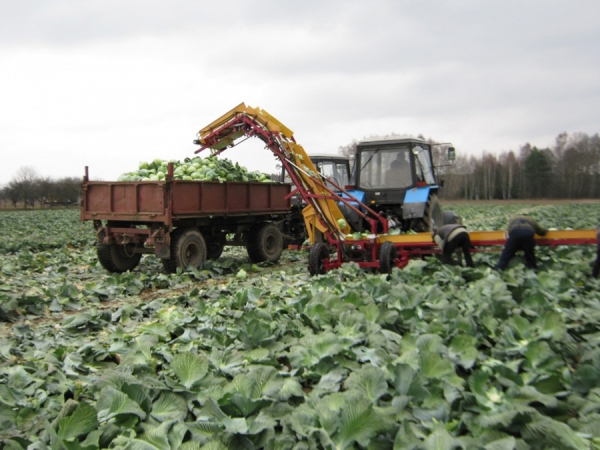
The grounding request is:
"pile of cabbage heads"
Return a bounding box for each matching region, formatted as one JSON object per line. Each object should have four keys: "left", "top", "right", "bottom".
{"left": 117, "top": 156, "right": 273, "bottom": 183}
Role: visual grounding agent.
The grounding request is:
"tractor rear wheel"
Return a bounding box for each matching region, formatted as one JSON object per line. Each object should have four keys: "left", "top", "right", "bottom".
{"left": 379, "top": 241, "right": 397, "bottom": 275}
{"left": 246, "top": 223, "right": 284, "bottom": 263}
{"left": 162, "top": 228, "right": 206, "bottom": 273}
{"left": 412, "top": 195, "right": 443, "bottom": 232}
{"left": 97, "top": 242, "right": 141, "bottom": 273}
{"left": 308, "top": 242, "right": 329, "bottom": 276}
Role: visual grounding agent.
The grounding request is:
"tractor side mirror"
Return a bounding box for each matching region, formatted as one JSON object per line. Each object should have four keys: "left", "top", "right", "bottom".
{"left": 447, "top": 147, "right": 456, "bottom": 162}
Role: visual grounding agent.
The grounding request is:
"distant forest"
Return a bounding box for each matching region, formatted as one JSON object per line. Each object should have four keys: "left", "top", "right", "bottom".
{"left": 438, "top": 132, "right": 600, "bottom": 200}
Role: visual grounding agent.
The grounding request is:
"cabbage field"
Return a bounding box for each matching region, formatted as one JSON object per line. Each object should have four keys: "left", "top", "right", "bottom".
{"left": 1, "top": 202, "right": 600, "bottom": 449}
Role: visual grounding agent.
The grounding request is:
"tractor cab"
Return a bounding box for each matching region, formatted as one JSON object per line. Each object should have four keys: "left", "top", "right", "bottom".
{"left": 280, "top": 153, "right": 355, "bottom": 210}
{"left": 354, "top": 135, "right": 454, "bottom": 232}
{"left": 281, "top": 154, "right": 352, "bottom": 188}
{"left": 310, "top": 154, "right": 353, "bottom": 190}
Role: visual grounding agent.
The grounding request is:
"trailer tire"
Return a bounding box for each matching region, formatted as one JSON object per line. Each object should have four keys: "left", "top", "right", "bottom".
{"left": 97, "top": 242, "right": 141, "bottom": 273}
{"left": 379, "top": 241, "right": 397, "bottom": 275}
{"left": 206, "top": 233, "right": 226, "bottom": 260}
{"left": 308, "top": 242, "right": 329, "bottom": 276}
{"left": 247, "top": 223, "right": 283, "bottom": 263}
{"left": 206, "top": 242, "right": 225, "bottom": 261}
{"left": 162, "top": 228, "right": 206, "bottom": 273}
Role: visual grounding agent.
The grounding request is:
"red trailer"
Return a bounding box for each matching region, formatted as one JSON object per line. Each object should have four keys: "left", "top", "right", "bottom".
{"left": 80, "top": 165, "right": 303, "bottom": 273}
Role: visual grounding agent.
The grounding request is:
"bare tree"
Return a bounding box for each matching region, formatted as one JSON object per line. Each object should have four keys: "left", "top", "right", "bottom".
{"left": 338, "top": 140, "right": 358, "bottom": 158}
{"left": 13, "top": 167, "right": 40, "bottom": 207}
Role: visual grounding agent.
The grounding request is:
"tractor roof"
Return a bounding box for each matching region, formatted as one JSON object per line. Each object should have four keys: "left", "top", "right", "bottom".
{"left": 308, "top": 153, "right": 350, "bottom": 161}
{"left": 358, "top": 134, "right": 426, "bottom": 145}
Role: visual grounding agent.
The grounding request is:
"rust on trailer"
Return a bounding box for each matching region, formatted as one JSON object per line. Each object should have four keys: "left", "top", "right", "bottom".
{"left": 81, "top": 181, "right": 168, "bottom": 223}
{"left": 171, "top": 181, "right": 290, "bottom": 216}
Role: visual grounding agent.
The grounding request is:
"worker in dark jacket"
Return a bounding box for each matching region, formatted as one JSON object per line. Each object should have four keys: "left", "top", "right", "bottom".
{"left": 495, "top": 215, "right": 547, "bottom": 270}
{"left": 592, "top": 227, "right": 600, "bottom": 277}
{"left": 432, "top": 223, "right": 474, "bottom": 267}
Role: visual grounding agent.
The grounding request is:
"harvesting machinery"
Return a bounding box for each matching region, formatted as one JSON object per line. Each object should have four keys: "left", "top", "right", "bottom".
{"left": 292, "top": 140, "right": 453, "bottom": 235}
{"left": 195, "top": 103, "right": 598, "bottom": 275}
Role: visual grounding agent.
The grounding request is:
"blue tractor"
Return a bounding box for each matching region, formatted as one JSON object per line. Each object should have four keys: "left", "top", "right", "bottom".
{"left": 345, "top": 135, "right": 455, "bottom": 233}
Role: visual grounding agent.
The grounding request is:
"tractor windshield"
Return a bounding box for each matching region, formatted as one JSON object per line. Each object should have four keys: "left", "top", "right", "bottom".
{"left": 359, "top": 148, "right": 412, "bottom": 189}
{"left": 318, "top": 160, "right": 350, "bottom": 190}
{"left": 413, "top": 145, "right": 436, "bottom": 185}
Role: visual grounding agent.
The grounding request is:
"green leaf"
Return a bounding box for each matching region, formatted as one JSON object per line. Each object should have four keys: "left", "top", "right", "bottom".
{"left": 57, "top": 402, "right": 99, "bottom": 441}
{"left": 344, "top": 365, "right": 389, "bottom": 401}
{"left": 314, "top": 368, "right": 346, "bottom": 394}
{"left": 151, "top": 392, "right": 188, "bottom": 422}
{"left": 274, "top": 377, "right": 304, "bottom": 401}
{"left": 228, "top": 365, "right": 277, "bottom": 399}
{"left": 417, "top": 334, "right": 445, "bottom": 353}
{"left": 423, "top": 422, "right": 458, "bottom": 450}
{"left": 96, "top": 387, "right": 147, "bottom": 421}
{"left": 332, "top": 396, "right": 389, "bottom": 449}
{"left": 523, "top": 415, "right": 590, "bottom": 450}
{"left": 524, "top": 341, "right": 555, "bottom": 368}
{"left": 193, "top": 397, "right": 248, "bottom": 434}
{"left": 484, "top": 436, "right": 517, "bottom": 450}
{"left": 172, "top": 353, "right": 209, "bottom": 389}
{"left": 133, "top": 421, "right": 174, "bottom": 450}
{"left": 449, "top": 334, "right": 478, "bottom": 369}
{"left": 420, "top": 352, "right": 455, "bottom": 379}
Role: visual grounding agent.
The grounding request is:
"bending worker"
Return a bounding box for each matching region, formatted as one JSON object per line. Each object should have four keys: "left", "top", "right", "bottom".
{"left": 432, "top": 222, "right": 475, "bottom": 267}
{"left": 495, "top": 215, "right": 547, "bottom": 270}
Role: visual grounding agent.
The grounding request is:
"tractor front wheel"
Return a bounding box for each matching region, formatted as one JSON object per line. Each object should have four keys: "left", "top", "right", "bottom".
{"left": 379, "top": 241, "right": 397, "bottom": 275}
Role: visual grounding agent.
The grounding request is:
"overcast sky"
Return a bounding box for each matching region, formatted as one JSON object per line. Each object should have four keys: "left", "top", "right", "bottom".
{"left": 1, "top": 0, "right": 599, "bottom": 185}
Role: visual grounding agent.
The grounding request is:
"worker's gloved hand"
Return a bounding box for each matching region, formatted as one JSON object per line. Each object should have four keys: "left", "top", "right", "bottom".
{"left": 388, "top": 218, "right": 397, "bottom": 229}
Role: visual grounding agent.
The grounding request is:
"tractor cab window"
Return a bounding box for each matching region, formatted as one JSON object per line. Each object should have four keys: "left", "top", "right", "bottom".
{"left": 318, "top": 161, "right": 349, "bottom": 190}
{"left": 413, "top": 145, "right": 436, "bottom": 185}
{"left": 359, "top": 148, "right": 412, "bottom": 189}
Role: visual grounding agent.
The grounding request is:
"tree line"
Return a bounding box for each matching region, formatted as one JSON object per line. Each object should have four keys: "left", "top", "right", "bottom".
{"left": 0, "top": 167, "right": 81, "bottom": 208}
{"left": 439, "top": 132, "right": 600, "bottom": 200}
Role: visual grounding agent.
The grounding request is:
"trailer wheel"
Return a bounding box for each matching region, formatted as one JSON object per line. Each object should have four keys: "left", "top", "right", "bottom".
{"left": 308, "top": 242, "right": 329, "bottom": 276}
{"left": 379, "top": 241, "right": 397, "bottom": 275}
{"left": 162, "top": 228, "right": 206, "bottom": 273}
{"left": 206, "top": 242, "right": 225, "bottom": 261}
{"left": 206, "top": 233, "right": 226, "bottom": 260}
{"left": 97, "top": 242, "right": 142, "bottom": 273}
{"left": 247, "top": 223, "right": 283, "bottom": 263}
